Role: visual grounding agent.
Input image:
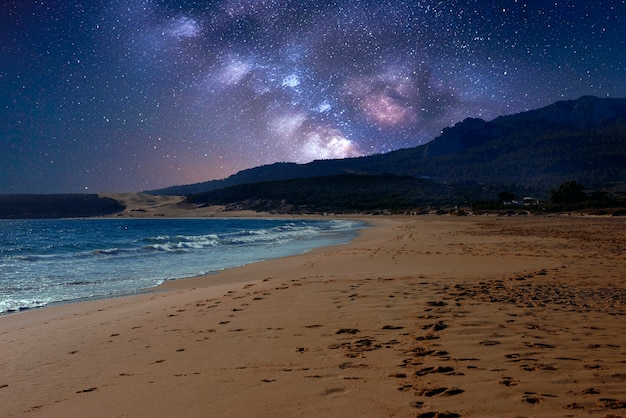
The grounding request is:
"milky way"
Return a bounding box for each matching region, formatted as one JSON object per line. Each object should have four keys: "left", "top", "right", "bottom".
{"left": 1, "top": 0, "right": 625, "bottom": 193}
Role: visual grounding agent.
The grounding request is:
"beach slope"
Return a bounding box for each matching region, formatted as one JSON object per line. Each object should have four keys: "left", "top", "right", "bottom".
{"left": 1, "top": 215, "right": 625, "bottom": 417}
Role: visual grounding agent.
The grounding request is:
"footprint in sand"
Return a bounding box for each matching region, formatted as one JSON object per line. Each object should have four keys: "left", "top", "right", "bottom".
{"left": 415, "top": 366, "right": 456, "bottom": 376}
{"left": 421, "top": 321, "right": 448, "bottom": 331}
{"left": 522, "top": 395, "right": 542, "bottom": 404}
{"left": 524, "top": 391, "right": 558, "bottom": 403}
{"left": 596, "top": 398, "right": 626, "bottom": 409}
{"left": 76, "top": 387, "right": 97, "bottom": 394}
{"left": 416, "top": 334, "right": 440, "bottom": 341}
{"left": 524, "top": 342, "right": 555, "bottom": 349}
{"left": 584, "top": 364, "right": 603, "bottom": 369}
{"left": 381, "top": 325, "right": 404, "bottom": 330}
{"left": 582, "top": 387, "right": 600, "bottom": 394}
{"left": 415, "top": 387, "right": 464, "bottom": 397}
{"left": 499, "top": 376, "right": 520, "bottom": 386}
{"left": 520, "top": 363, "right": 556, "bottom": 371}
{"left": 321, "top": 387, "right": 345, "bottom": 396}
{"left": 416, "top": 412, "right": 461, "bottom": 418}
{"left": 336, "top": 328, "right": 360, "bottom": 334}
{"left": 407, "top": 347, "right": 450, "bottom": 358}
{"left": 338, "top": 362, "right": 368, "bottom": 369}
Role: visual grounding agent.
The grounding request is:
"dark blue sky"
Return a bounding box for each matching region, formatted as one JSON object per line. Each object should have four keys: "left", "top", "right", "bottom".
{"left": 2, "top": 0, "right": 625, "bottom": 193}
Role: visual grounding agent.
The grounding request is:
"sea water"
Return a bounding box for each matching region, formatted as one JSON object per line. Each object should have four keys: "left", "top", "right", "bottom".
{"left": 0, "top": 218, "right": 363, "bottom": 314}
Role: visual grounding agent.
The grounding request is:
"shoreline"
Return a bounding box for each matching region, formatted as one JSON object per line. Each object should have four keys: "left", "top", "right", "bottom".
{"left": 155, "top": 216, "right": 373, "bottom": 292}
{"left": 2, "top": 216, "right": 378, "bottom": 318}
{"left": 1, "top": 215, "right": 625, "bottom": 417}
{"left": 0, "top": 216, "right": 368, "bottom": 317}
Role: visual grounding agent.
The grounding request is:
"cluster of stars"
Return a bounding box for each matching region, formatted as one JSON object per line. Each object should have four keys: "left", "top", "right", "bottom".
{"left": 1, "top": 0, "right": 624, "bottom": 192}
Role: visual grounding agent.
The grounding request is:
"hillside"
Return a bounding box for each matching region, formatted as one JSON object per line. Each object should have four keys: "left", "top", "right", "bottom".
{"left": 0, "top": 194, "right": 125, "bottom": 219}
{"left": 185, "top": 174, "right": 473, "bottom": 213}
{"left": 149, "top": 96, "right": 626, "bottom": 196}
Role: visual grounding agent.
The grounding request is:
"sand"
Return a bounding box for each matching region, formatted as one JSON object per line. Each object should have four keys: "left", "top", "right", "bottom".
{"left": 100, "top": 193, "right": 267, "bottom": 218}
{"left": 1, "top": 215, "right": 625, "bottom": 417}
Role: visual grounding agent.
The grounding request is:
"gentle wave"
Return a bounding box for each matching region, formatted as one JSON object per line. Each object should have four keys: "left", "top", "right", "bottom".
{"left": 140, "top": 234, "right": 220, "bottom": 252}
{"left": 0, "top": 298, "right": 55, "bottom": 314}
{"left": 7, "top": 225, "right": 325, "bottom": 262}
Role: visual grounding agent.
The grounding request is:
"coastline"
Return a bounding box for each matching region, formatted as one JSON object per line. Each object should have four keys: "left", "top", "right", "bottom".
{"left": 0, "top": 215, "right": 364, "bottom": 315}
{"left": 1, "top": 215, "right": 625, "bottom": 417}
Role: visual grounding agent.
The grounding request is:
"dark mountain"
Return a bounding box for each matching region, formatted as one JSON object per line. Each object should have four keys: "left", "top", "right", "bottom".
{"left": 149, "top": 96, "right": 626, "bottom": 196}
{"left": 0, "top": 194, "right": 125, "bottom": 219}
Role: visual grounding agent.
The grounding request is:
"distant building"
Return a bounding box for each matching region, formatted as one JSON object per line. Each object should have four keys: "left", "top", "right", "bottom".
{"left": 523, "top": 197, "right": 540, "bottom": 206}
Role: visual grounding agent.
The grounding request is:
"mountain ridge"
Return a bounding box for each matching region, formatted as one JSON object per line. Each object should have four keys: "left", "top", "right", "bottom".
{"left": 148, "top": 96, "right": 626, "bottom": 196}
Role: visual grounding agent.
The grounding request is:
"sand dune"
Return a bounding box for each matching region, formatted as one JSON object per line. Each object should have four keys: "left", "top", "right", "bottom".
{"left": 101, "top": 193, "right": 264, "bottom": 218}
{"left": 1, "top": 215, "right": 625, "bottom": 417}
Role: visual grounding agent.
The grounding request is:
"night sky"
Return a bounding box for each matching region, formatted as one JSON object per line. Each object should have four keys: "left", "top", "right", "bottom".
{"left": 2, "top": 1, "right": 625, "bottom": 193}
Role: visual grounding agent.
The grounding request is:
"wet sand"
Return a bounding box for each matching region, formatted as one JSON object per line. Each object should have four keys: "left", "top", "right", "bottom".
{"left": 1, "top": 215, "right": 625, "bottom": 417}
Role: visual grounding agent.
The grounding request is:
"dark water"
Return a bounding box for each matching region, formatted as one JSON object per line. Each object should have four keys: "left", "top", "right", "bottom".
{"left": 0, "top": 218, "right": 362, "bottom": 314}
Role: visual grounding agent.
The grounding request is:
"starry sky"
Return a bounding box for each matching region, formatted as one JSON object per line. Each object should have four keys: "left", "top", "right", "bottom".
{"left": 1, "top": 0, "right": 625, "bottom": 193}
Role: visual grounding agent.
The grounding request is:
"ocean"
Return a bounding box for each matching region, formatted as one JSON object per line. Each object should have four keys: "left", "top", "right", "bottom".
{"left": 0, "top": 218, "right": 363, "bottom": 314}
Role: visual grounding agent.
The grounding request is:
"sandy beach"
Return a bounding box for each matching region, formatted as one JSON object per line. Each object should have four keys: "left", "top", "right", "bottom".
{"left": 1, "top": 214, "right": 625, "bottom": 417}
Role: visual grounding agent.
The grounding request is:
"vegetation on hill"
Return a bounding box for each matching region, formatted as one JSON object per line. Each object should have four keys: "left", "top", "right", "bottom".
{"left": 186, "top": 175, "right": 626, "bottom": 215}
{"left": 545, "top": 181, "right": 626, "bottom": 212}
{"left": 186, "top": 174, "right": 504, "bottom": 214}
{"left": 472, "top": 180, "right": 626, "bottom": 215}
